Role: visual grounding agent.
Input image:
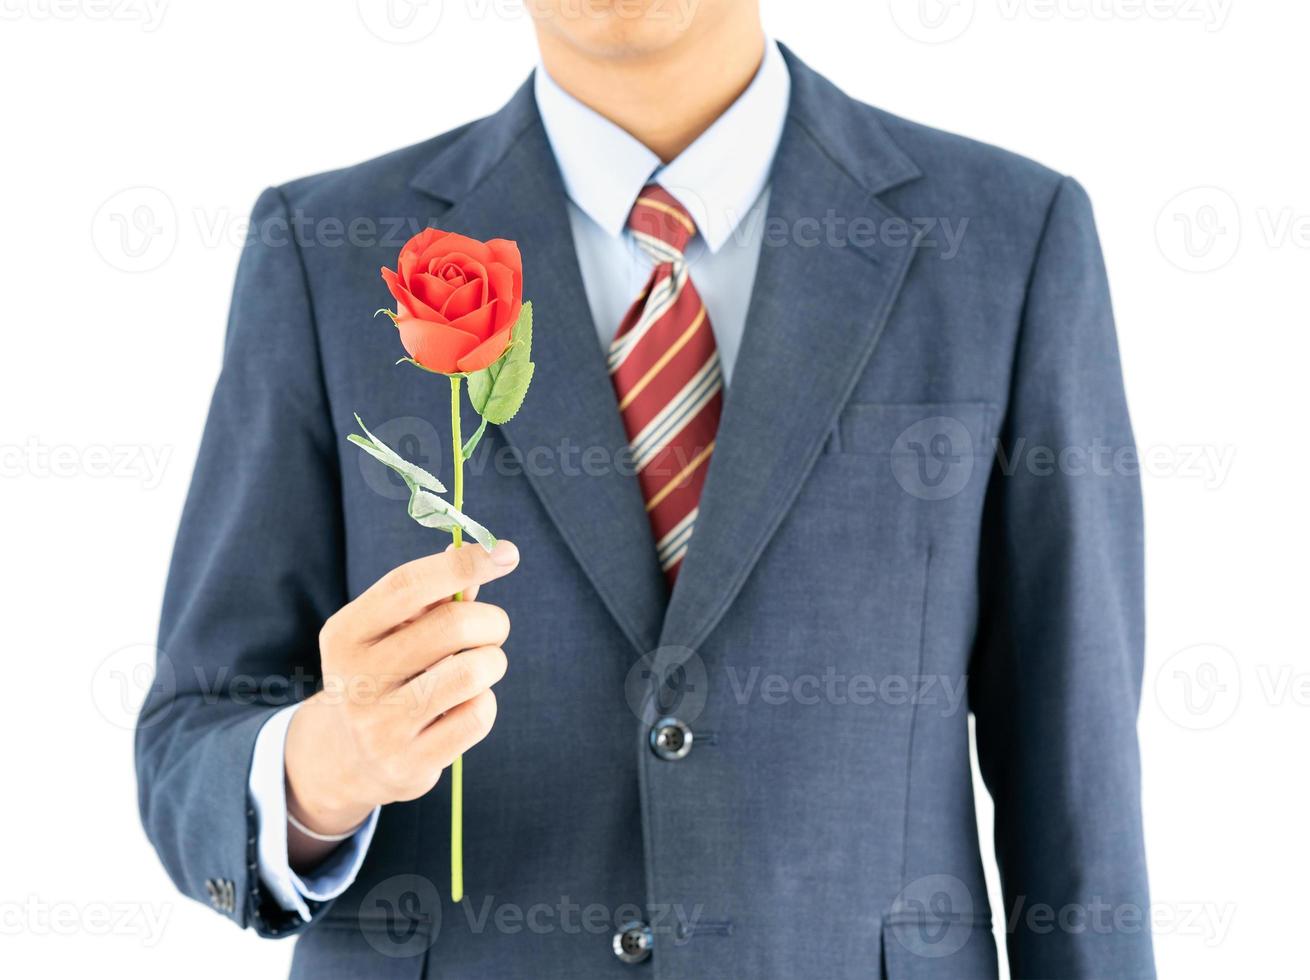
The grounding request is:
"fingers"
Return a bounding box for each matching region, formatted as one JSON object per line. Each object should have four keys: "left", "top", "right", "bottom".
{"left": 334, "top": 540, "right": 519, "bottom": 643}
{"left": 309, "top": 542, "right": 517, "bottom": 817}
{"left": 446, "top": 543, "right": 480, "bottom": 603}
{"left": 415, "top": 689, "right": 500, "bottom": 768}
{"left": 397, "top": 644, "right": 508, "bottom": 731}
{"left": 376, "top": 546, "right": 483, "bottom": 640}
{"left": 368, "top": 600, "right": 510, "bottom": 683}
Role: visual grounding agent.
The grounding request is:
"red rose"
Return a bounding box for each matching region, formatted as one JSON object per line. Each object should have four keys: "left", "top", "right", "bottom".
{"left": 381, "top": 229, "right": 523, "bottom": 374}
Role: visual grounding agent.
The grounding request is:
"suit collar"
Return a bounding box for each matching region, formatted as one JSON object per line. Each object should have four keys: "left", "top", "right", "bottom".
{"left": 775, "top": 42, "right": 921, "bottom": 196}
{"left": 408, "top": 46, "right": 923, "bottom": 658}
{"left": 410, "top": 43, "right": 920, "bottom": 210}
{"left": 409, "top": 77, "right": 540, "bottom": 205}
{"left": 530, "top": 63, "right": 659, "bottom": 241}
{"left": 532, "top": 39, "right": 792, "bottom": 254}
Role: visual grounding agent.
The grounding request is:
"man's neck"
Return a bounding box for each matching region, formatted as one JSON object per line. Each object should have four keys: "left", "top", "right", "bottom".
{"left": 536, "top": 20, "right": 767, "bottom": 163}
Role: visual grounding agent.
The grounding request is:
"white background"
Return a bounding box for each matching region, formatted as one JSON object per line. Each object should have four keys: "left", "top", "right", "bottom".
{"left": 1, "top": 1, "right": 1305, "bottom": 977}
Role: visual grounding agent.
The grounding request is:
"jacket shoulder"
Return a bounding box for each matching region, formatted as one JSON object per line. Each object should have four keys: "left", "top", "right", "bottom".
{"left": 869, "top": 105, "right": 1072, "bottom": 219}
{"left": 269, "top": 121, "right": 477, "bottom": 214}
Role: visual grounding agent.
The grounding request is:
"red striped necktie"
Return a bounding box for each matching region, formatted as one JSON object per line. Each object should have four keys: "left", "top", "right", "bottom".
{"left": 610, "top": 184, "right": 724, "bottom": 586}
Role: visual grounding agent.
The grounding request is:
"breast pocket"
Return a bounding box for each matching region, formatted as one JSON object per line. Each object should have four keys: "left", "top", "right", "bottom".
{"left": 825, "top": 401, "right": 999, "bottom": 506}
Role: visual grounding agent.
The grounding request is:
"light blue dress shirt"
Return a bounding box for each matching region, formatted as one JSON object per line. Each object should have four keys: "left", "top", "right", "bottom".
{"left": 248, "top": 40, "right": 791, "bottom": 918}
{"left": 538, "top": 38, "right": 790, "bottom": 385}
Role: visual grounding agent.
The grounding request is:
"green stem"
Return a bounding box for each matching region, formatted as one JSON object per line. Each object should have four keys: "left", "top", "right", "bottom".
{"left": 449, "top": 375, "right": 465, "bottom": 904}
{"left": 450, "top": 376, "right": 465, "bottom": 560}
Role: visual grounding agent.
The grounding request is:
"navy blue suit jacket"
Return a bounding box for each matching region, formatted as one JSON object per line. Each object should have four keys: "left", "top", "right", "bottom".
{"left": 137, "top": 46, "right": 1153, "bottom": 979}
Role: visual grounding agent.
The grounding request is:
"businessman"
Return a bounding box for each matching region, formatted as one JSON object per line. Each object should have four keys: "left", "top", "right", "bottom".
{"left": 137, "top": 2, "right": 1154, "bottom": 977}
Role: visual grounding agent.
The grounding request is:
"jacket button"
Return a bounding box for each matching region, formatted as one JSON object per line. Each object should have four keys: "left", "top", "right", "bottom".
{"left": 649, "top": 717, "right": 693, "bottom": 761}
{"left": 612, "top": 920, "right": 653, "bottom": 964}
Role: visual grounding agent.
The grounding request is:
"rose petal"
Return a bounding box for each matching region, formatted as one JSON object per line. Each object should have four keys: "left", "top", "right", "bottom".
{"left": 421, "top": 231, "right": 494, "bottom": 267}
{"left": 447, "top": 301, "right": 497, "bottom": 343}
{"left": 485, "top": 263, "right": 520, "bottom": 332}
{"left": 408, "top": 272, "right": 458, "bottom": 316}
{"left": 441, "top": 277, "right": 486, "bottom": 321}
{"left": 381, "top": 266, "right": 406, "bottom": 303}
{"left": 416, "top": 242, "right": 446, "bottom": 275}
{"left": 396, "top": 312, "right": 481, "bottom": 375}
{"left": 484, "top": 241, "right": 522, "bottom": 333}
{"left": 496, "top": 297, "right": 522, "bottom": 335}
{"left": 430, "top": 252, "right": 487, "bottom": 288}
{"left": 398, "top": 228, "right": 441, "bottom": 283}
{"left": 382, "top": 268, "right": 443, "bottom": 322}
{"left": 486, "top": 239, "right": 523, "bottom": 280}
{"left": 456, "top": 323, "right": 515, "bottom": 374}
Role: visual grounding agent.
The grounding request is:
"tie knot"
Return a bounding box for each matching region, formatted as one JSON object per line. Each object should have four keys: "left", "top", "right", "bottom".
{"left": 627, "top": 184, "right": 697, "bottom": 261}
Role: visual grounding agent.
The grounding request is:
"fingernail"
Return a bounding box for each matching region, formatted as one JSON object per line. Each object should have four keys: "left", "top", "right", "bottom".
{"left": 490, "top": 540, "right": 519, "bottom": 566}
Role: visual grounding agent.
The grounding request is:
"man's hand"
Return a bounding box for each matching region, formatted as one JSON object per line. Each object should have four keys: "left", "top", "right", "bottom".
{"left": 284, "top": 539, "right": 520, "bottom": 866}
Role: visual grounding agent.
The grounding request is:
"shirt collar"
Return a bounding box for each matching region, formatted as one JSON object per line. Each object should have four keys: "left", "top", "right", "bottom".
{"left": 534, "top": 40, "right": 791, "bottom": 254}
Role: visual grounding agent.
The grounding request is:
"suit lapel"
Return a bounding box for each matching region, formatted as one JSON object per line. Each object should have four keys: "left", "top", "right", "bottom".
{"left": 658, "top": 47, "right": 923, "bottom": 653}
{"left": 408, "top": 50, "right": 924, "bottom": 659}
{"left": 410, "top": 82, "right": 667, "bottom": 656}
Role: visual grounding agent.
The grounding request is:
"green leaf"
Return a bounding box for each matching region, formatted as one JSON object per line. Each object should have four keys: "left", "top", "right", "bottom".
{"left": 348, "top": 414, "right": 499, "bottom": 552}
{"left": 407, "top": 490, "right": 498, "bottom": 552}
{"left": 467, "top": 302, "right": 535, "bottom": 426}
{"left": 461, "top": 417, "right": 489, "bottom": 460}
{"left": 348, "top": 414, "right": 445, "bottom": 493}
{"left": 374, "top": 308, "right": 399, "bottom": 323}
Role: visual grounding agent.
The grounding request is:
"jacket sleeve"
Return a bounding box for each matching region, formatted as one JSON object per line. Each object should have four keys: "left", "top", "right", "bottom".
{"left": 135, "top": 187, "right": 347, "bottom": 938}
{"left": 970, "top": 177, "right": 1155, "bottom": 978}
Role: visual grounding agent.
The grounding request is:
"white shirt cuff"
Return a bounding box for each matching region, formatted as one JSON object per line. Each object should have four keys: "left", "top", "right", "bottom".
{"left": 248, "top": 703, "right": 379, "bottom": 921}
